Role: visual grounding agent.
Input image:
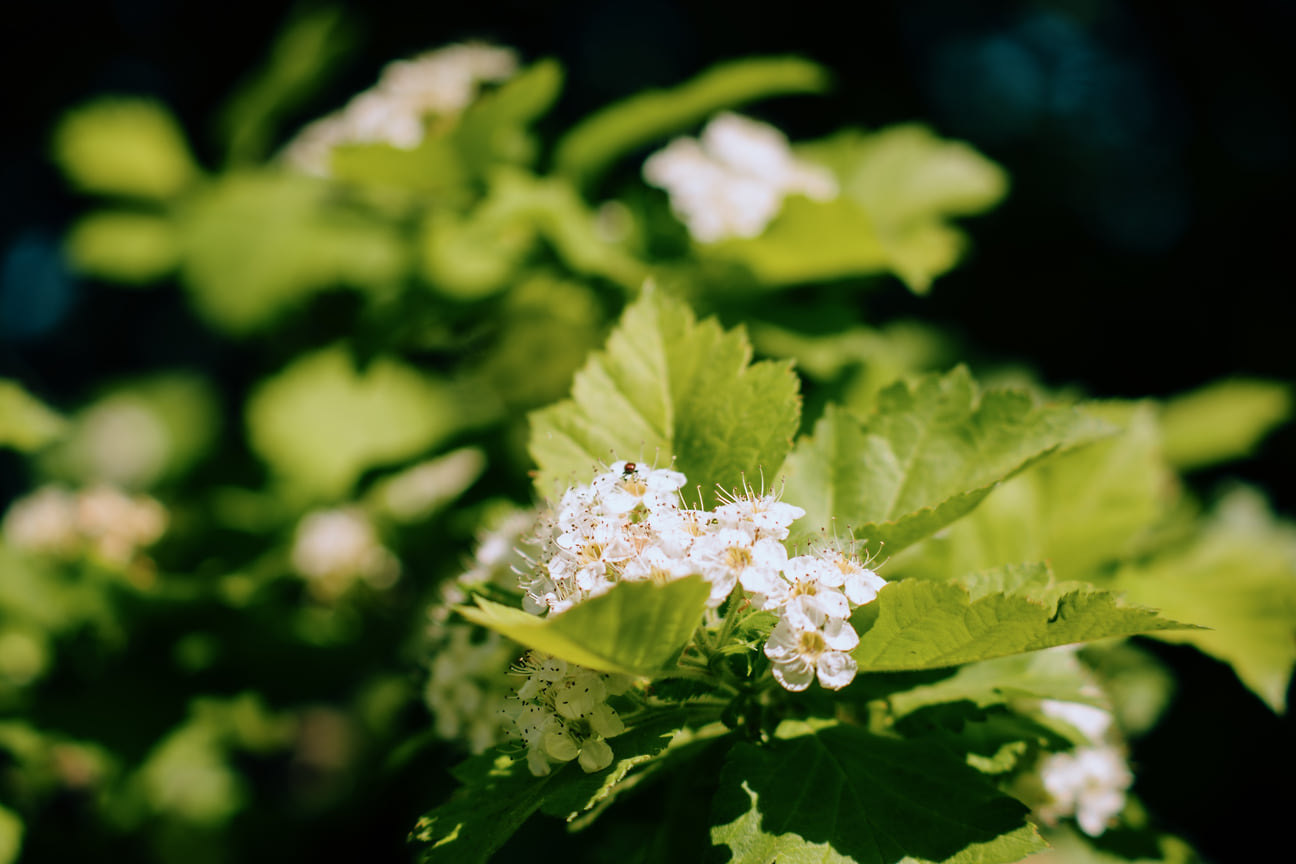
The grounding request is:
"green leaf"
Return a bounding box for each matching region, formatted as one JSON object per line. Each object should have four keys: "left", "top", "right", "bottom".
{"left": 554, "top": 57, "right": 830, "bottom": 189}
{"left": 245, "top": 345, "right": 468, "bottom": 500}
{"left": 539, "top": 710, "right": 686, "bottom": 822}
{"left": 53, "top": 98, "right": 199, "bottom": 199}
{"left": 706, "top": 195, "right": 891, "bottom": 285}
{"left": 0, "top": 803, "right": 22, "bottom": 864}
{"left": 887, "top": 647, "right": 1106, "bottom": 718}
{"left": 453, "top": 60, "right": 564, "bottom": 177}
{"left": 178, "top": 172, "right": 408, "bottom": 333}
{"left": 892, "top": 402, "right": 1172, "bottom": 584}
{"left": 415, "top": 712, "right": 685, "bottom": 862}
{"left": 1110, "top": 487, "right": 1296, "bottom": 712}
{"left": 329, "top": 136, "right": 470, "bottom": 197}
{"left": 529, "top": 288, "right": 801, "bottom": 506}
{"left": 782, "top": 368, "right": 1110, "bottom": 553}
{"left": 710, "top": 720, "right": 1044, "bottom": 864}
{"left": 413, "top": 751, "right": 553, "bottom": 864}
{"left": 218, "top": 5, "right": 357, "bottom": 164}
{"left": 800, "top": 127, "right": 1008, "bottom": 293}
{"left": 1159, "top": 379, "right": 1291, "bottom": 471}
{"left": 851, "top": 576, "right": 1194, "bottom": 672}
{"left": 0, "top": 381, "right": 65, "bottom": 452}
{"left": 65, "top": 210, "right": 179, "bottom": 283}
{"left": 456, "top": 577, "right": 711, "bottom": 676}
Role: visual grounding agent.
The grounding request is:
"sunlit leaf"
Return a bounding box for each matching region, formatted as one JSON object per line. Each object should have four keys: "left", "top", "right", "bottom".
{"left": 1159, "top": 379, "right": 1291, "bottom": 471}
{"left": 246, "top": 345, "right": 468, "bottom": 499}
{"left": 710, "top": 720, "right": 1044, "bottom": 864}
{"left": 0, "top": 381, "right": 65, "bottom": 452}
{"left": 53, "top": 98, "right": 199, "bottom": 200}
{"left": 529, "top": 288, "right": 800, "bottom": 505}
{"left": 457, "top": 577, "right": 710, "bottom": 676}
{"left": 782, "top": 367, "right": 1110, "bottom": 553}
{"left": 65, "top": 211, "right": 179, "bottom": 283}
{"left": 178, "top": 172, "right": 407, "bottom": 333}
{"left": 892, "top": 403, "right": 1171, "bottom": 584}
{"left": 887, "top": 648, "right": 1106, "bottom": 718}
{"left": 1111, "top": 487, "right": 1296, "bottom": 712}
{"left": 851, "top": 575, "right": 1194, "bottom": 672}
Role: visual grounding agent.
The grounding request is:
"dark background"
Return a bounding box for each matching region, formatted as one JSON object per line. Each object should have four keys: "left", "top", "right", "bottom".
{"left": 3, "top": 1, "right": 1292, "bottom": 861}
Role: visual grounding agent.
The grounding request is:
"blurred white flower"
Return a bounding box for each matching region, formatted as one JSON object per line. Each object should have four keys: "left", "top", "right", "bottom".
{"left": 1036, "top": 745, "right": 1133, "bottom": 837}
{"left": 282, "top": 42, "right": 519, "bottom": 175}
{"left": 291, "top": 507, "right": 399, "bottom": 601}
{"left": 643, "top": 112, "right": 838, "bottom": 243}
{"left": 3, "top": 484, "right": 167, "bottom": 567}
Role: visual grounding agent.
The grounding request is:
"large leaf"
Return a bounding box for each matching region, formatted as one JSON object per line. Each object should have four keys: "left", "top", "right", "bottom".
{"left": 1158, "top": 379, "right": 1291, "bottom": 471}
{"left": 529, "top": 289, "right": 800, "bottom": 505}
{"left": 710, "top": 720, "right": 1044, "bottom": 864}
{"left": 554, "top": 57, "right": 829, "bottom": 189}
{"left": 891, "top": 402, "right": 1171, "bottom": 584}
{"left": 52, "top": 98, "right": 199, "bottom": 200}
{"left": 0, "top": 381, "right": 65, "bottom": 452}
{"left": 851, "top": 574, "right": 1193, "bottom": 672}
{"left": 245, "top": 345, "right": 469, "bottom": 500}
{"left": 1111, "top": 487, "right": 1296, "bottom": 712}
{"left": 456, "top": 578, "right": 710, "bottom": 676}
{"left": 782, "top": 368, "right": 1110, "bottom": 553}
{"left": 453, "top": 60, "right": 564, "bottom": 177}
{"left": 413, "top": 712, "right": 686, "bottom": 862}
{"left": 178, "top": 172, "right": 408, "bottom": 333}
{"left": 887, "top": 648, "right": 1106, "bottom": 718}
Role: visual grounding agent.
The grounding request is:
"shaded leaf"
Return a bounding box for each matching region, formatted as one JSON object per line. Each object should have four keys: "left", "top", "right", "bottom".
{"left": 529, "top": 289, "right": 800, "bottom": 506}
{"left": 782, "top": 367, "right": 1110, "bottom": 553}
{"left": 710, "top": 720, "right": 1044, "bottom": 864}
{"left": 457, "top": 578, "right": 710, "bottom": 676}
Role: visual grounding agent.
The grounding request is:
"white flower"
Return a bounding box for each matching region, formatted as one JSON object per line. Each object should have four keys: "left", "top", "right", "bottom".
{"left": 3, "top": 484, "right": 168, "bottom": 567}
{"left": 643, "top": 112, "right": 838, "bottom": 243}
{"left": 1040, "top": 700, "right": 1115, "bottom": 743}
{"left": 282, "top": 42, "right": 519, "bottom": 174}
{"left": 3, "top": 486, "right": 80, "bottom": 555}
{"left": 815, "top": 548, "right": 887, "bottom": 606}
{"left": 1036, "top": 745, "right": 1133, "bottom": 837}
{"left": 691, "top": 530, "right": 787, "bottom": 607}
{"left": 763, "top": 607, "right": 860, "bottom": 692}
{"left": 291, "top": 507, "right": 399, "bottom": 601}
{"left": 424, "top": 625, "right": 515, "bottom": 753}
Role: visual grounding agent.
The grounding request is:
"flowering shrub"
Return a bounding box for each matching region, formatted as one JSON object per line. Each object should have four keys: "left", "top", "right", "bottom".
{"left": 2, "top": 13, "right": 1293, "bottom": 864}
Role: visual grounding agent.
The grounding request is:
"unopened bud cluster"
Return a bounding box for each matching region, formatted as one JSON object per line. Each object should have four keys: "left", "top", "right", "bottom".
{"left": 505, "top": 653, "right": 630, "bottom": 776}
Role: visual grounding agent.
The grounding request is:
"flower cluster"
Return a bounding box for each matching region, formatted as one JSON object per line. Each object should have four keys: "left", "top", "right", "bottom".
{"left": 524, "top": 462, "right": 885, "bottom": 692}
{"left": 283, "top": 42, "right": 518, "bottom": 175}
{"left": 505, "top": 653, "right": 629, "bottom": 776}
{"left": 290, "top": 507, "right": 399, "bottom": 602}
{"left": 425, "top": 624, "right": 516, "bottom": 754}
{"left": 3, "top": 484, "right": 167, "bottom": 568}
{"left": 1033, "top": 699, "right": 1134, "bottom": 837}
{"left": 643, "top": 112, "right": 838, "bottom": 242}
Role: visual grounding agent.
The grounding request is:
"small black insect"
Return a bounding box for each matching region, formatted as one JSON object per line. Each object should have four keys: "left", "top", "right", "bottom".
{"left": 623, "top": 461, "right": 637, "bottom": 475}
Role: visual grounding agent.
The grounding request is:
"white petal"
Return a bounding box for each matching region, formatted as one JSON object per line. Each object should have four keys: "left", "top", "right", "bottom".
{"left": 771, "top": 655, "right": 815, "bottom": 692}
{"left": 578, "top": 738, "right": 614, "bottom": 773}
{"left": 821, "top": 618, "right": 859, "bottom": 651}
{"left": 816, "top": 651, "right": 858, "bottom": 690}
